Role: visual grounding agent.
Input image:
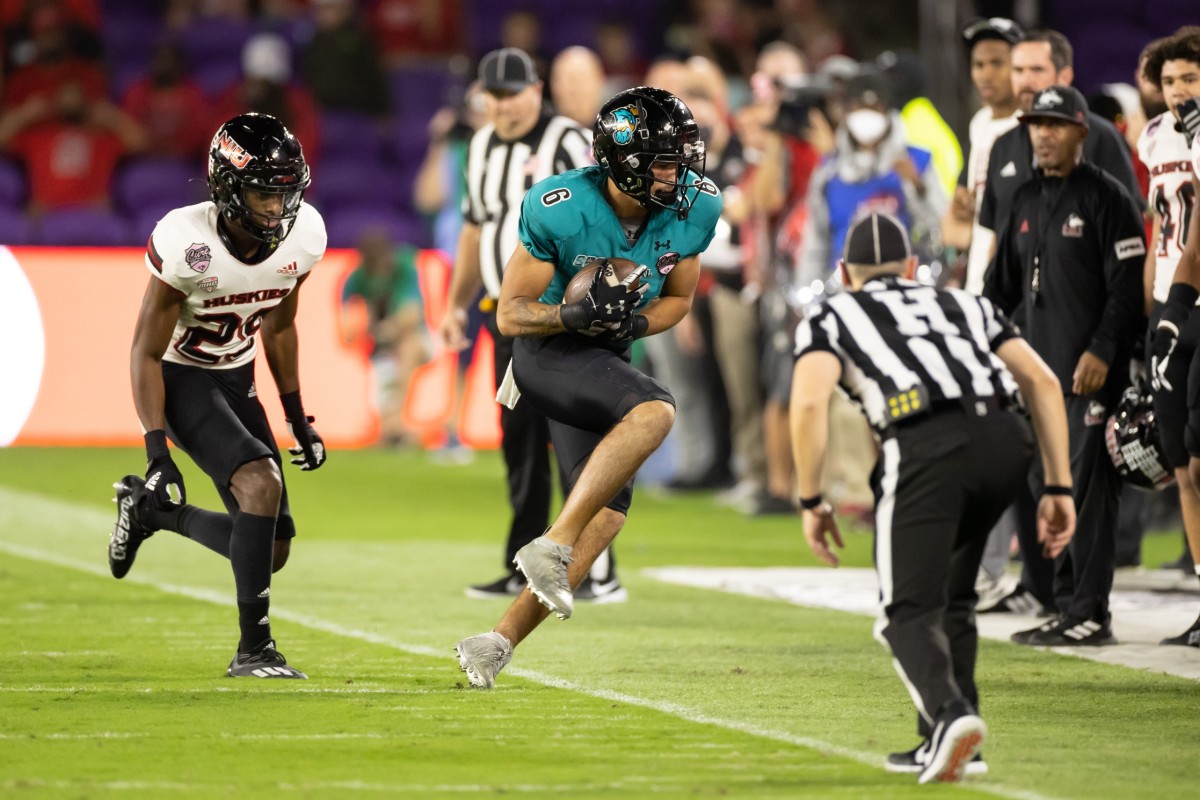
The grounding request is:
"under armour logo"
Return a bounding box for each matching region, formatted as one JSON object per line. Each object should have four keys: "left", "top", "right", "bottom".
{"left": 654, "top": 239, "right": 671, "bottom": 249}
{"left": 605, "top": 301, "right": 626, "bottom": 314}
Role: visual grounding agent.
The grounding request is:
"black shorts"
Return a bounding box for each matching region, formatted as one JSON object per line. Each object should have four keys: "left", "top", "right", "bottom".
{"left": 511, "top": 334, "right": 674, "bottom": 515}
{"left": 161, "top": 361, "right": 295, "bottom": 539}
{"left": 1149, "top": 302, "right": 1200, "bottom": 466}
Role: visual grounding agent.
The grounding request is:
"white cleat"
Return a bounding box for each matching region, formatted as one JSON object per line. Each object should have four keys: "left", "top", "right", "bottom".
{"left": 455, "top": 631, "right": 513, "bottom": 689}
{"left": 513, "top": 537, "right": 575, "bottom": 620}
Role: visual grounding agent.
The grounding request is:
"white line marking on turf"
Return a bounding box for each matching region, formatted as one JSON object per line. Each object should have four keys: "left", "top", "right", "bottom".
{"left": 643, "top": 566, "right": 1200, "bottom": 682}
{"left": 0, "top": 534, "right": 1058, "bottom": 800}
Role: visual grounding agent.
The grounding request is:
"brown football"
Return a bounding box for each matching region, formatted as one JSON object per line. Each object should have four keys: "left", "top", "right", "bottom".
{"left": 563, "top": 257, "right": 646, "bottom": 305}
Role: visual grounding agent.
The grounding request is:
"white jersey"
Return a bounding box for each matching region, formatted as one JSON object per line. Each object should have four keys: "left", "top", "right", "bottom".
{"left": 963, "top": 106, "right": 1020, "bottom": 295}
{"left": 1139, "top": 112, "right": 1196, "bottom": 302}
{"left": 146, "top": 201, "right": 327, "bottom": 368}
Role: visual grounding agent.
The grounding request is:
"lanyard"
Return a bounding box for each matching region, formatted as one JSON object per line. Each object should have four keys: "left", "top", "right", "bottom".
{"left": 1030, "top": 174, "right": 1067, "bottom": 305}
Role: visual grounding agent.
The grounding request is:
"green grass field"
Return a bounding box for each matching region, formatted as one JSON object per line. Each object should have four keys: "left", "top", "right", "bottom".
{"left": 1, "top": 447, "right": 1196, "bottom": 799}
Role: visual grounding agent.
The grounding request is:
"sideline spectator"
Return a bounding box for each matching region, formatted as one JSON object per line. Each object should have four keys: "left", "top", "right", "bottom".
{"left": 303, "top": 0, "right": 389, "bottom": 117}
{"left": 121, "top": 41, "right": 211, "bottom": 159}
{"left": 549, "top": 46, "right": 605, "bottom": 129}
{"left": 214, "top": 32, "right": 320, "bottom": 168}
{"left": 2, "top": 0, "right": 104, "bottom": 110}
{"left": 340, "top": 229, "right": 429, "bottom": 447}
{"left": 0, "top": 79, "right": 146, "bottom": 213}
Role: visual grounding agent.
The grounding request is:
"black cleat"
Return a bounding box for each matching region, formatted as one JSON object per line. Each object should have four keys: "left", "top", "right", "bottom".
{"left": 918, "top": 698, "right": 987, "bottom": 784}
{"left": 226, "top": 640, "right": 307, "bottom": 679}
{"left": 1160, "top": 614, "right": 1200, "bottom": 647}
{"left": 886, "top": 740, "right": 987, "bottom": 775}
{"left": 109, "top": 475, "right": 154, "bottom": 579}
{"left": 1022, "top": 616, "right": 1116, "bottom": 647}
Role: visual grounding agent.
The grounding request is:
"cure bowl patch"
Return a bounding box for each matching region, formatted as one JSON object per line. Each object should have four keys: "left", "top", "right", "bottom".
{"left": 656, "top": 251, "right": 680, "bottom": 275}
{"left": 1084, "top": 401, "right": 1107, "bottom": 427}
{"left": 185, "top": 242, "right": 212, "bottom": 273}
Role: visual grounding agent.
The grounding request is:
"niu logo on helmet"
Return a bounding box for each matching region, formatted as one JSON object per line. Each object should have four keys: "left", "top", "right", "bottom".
{"left": 215, "top": 131, "right": 254, "bottom": 169}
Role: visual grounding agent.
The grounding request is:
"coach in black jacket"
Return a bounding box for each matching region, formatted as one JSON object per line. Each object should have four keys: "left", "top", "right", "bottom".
{"left": 984, "top": 86, "right": 1145, "bottom": 647}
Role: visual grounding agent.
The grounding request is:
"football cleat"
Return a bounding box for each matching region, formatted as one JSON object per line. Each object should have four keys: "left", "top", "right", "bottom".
{"left": 1024, "top": 616, "right": 1116, "bottom": 647}
{"left": 109, "top": 475, "right": 155, "bottom": 579}
{"left": 455, "top": 631, "right": 513, "bottom": 689}
{"left": 1159, "top": 613, "right": 1200, "bottom": 647}
{"left": 886, "top": 740, "right": 987, "bottom": 775}
{"left": 513, "top": 536, "right": 575, "bottom": 620}
{"left": 575, "top": 576, "right": 628, "bottom": 604}
{"left": 465, "top": 573, "right": 527, "bottom": 599}
{"left": 226, "top": 640, "right": 307, "bottom": 679}
{"left": 918, "top": 699, "right": 987, "bottom": 784}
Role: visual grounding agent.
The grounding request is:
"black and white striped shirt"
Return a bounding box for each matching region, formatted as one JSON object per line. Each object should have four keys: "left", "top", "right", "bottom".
{"left": 795, "top": 275, "right": 1020, "bottom": 433}
{"left": 462, "top": 110, "right": 593, "bottom": 298}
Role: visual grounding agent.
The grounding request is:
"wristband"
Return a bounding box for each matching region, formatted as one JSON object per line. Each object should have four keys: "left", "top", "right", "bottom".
{"left": 1163, "top": 283, "right": 1199, "bottom": 321}
{"left": 799, "top": 494, "right": 824, "bottom": 510}
{"left": 1043, "top": 485, "right": 1072, "bottom": 496}
{"left": 280, "top": 390, "right": 305, "bottom": 422}
{"left": 144, "top": 429, "right": 170, "bottom": 461}
{"left": 560, "top": 302, "right": 589, "bottom": 332}
{"left": 629, "top": 314, "right": 650, "bottom": 340}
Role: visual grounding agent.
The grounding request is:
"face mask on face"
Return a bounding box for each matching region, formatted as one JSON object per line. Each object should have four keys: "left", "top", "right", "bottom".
{"left": 845, "top": 108, "right": 889, "bottom": 146}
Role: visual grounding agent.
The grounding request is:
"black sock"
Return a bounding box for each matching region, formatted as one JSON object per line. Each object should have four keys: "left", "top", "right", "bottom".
{"left": 141, "top": 501, "right": 234, "bottom": 559}
{"left": 230, "top": 512, "right": 276, "bottom": 652}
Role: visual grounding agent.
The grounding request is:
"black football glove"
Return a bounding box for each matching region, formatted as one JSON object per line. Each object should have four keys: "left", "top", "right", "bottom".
{"left": 581, "top": 314, "right": 650, "bottom": 344}
{"left": 1152, "top": 284, "right": 1199, "bottom": 391}
{"left": 560, "top": 260, "right": 650, "bottom": 331}
{"left": 281, "top": 391, "right": 326, "bottom": 471}
{"left": 1176, "top": 97, "right": 1200, "bottom": 146}
{"left": 144, "top": 430, "right": 185, "bottom": 511}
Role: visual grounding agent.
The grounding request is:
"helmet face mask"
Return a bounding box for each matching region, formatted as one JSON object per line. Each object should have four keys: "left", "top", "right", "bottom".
{"left": 208, "top": 114, "right": 310, "bottom": 248}
{"left": 593, "top": 87, "right": 707, "bottom": 219}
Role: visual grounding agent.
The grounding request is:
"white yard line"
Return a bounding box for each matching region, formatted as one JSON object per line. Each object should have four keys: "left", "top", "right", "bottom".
{"left": 643, "top": 566, "right": 1200, "bottom": 682}
{"left": 0, "top": 488, "right": 1061, "bottom": 800}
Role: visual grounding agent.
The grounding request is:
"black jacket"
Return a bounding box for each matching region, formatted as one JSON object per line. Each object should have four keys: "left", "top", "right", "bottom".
{"left": 983, "top": 161, "right": 1145, "bottom": 396}
{"left": 979, "top": 112, "right": 1142, "bottom": 234}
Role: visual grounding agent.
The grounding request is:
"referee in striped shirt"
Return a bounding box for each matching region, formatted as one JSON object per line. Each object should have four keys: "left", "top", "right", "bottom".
{"left": 789, "top": 212, "right": 1075, "bottom": 783}
{"left": 438, "top": 48, "right": 604, "bottom": 598}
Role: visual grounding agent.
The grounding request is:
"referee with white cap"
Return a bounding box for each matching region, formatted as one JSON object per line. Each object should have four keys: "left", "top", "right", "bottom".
{"left": 789, "top": 211, "right": 1075, "bottom": 783}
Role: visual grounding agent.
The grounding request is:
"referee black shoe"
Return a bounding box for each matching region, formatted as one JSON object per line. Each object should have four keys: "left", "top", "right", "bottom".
{"left": 108, "top": 475, "right": 155, "bottom": 579}
{"left": 465, "top": 572, "right": 526, "bottom": 599}
{"left": 918, "top": 698, "right": 987, "bottom": 784}
{"left": 1160, "top": 613, "right": 1200, "bottom": 647}
{"left": 227, "top": 640, "right": 307, "bottom": 679}
{"left": 1011, "top": 615, "right": 1064, "bottom": 645}
{"left": 886, "top": 740, "right": 987, "bottom": 775}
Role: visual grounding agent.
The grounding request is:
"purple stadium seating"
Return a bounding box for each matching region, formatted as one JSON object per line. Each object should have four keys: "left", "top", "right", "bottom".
{"left": 36, "top": 207, "right": 137, "bottom": 247}
{"left": 113, "top": 156, "right": 207, "bottom": 217}
{"left": 309, "top": 157, "right": 409, "bottom": 213}
{"left": 0, "top": 208, "right": 34, "bottom": 245}
{"left": 318, "top": 111, "right": 390, "bottom": 163}
{"left": 0, "top": 159, "right": 27, "bottom": 209}
{"left": 323, "top": 205, "right": 430, "bottom": 249}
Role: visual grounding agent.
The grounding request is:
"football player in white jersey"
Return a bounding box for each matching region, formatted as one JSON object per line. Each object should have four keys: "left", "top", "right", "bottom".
{"left": 1147, "top": 28, "right": 1200, "bottom": 648}
{"left": 107, "top": 113, "right": 327, "bottom": 677}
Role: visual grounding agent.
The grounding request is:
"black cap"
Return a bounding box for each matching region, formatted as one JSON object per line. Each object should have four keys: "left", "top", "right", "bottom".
{"left": 845, "top": 70, "right": 890, "bottom": 108}
{"left": 961, "top": 17, "right": 1024, "bottom": 49}
{"left": 1020, "top": 85, "right": 1090, "bottom": 129}
{"left": 478, "top": 47, "right": 538, "bottom": 93}
{"left": 844, "top": 212, "right": 911, "bottom": 266}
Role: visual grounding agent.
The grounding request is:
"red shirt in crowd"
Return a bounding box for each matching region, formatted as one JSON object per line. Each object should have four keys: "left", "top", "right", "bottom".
{"left": 7, "top": 120, "right": 124, "bottom": 210}
{"left": 122, "top": 78, "right": 211, "bottom": 159}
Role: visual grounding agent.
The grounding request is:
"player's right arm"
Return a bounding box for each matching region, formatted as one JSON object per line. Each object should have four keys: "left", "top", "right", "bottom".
{"left": 130, "top": 275, "right": 184, "bottom": 434}
{"left": 495, "top": 243, "right": 570, "bottom": 337}
{"left": 130, "top": 273, "right": 188, "bottom": 509}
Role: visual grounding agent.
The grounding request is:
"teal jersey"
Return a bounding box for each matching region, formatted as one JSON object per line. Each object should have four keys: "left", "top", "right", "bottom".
{"left": 517, "top": 165, "right": 723, "bottom": 307}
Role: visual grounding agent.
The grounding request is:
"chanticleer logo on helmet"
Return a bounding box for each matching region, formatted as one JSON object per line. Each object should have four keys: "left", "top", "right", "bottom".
{"left": 610, "top": 106, "right": 641, "bottom": 145}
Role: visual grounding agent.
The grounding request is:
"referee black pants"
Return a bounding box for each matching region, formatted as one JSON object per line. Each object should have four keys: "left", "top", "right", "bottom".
{"left": 873, "top": 403, "right": 1033, "bottom": 736}
{"left": 486, "top": 313, "right": 557, "bottom": 570}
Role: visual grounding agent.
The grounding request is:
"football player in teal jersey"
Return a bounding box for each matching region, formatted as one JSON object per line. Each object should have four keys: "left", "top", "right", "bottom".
{"left": 455, "top": 86, "right": 722, "bottom": 687}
